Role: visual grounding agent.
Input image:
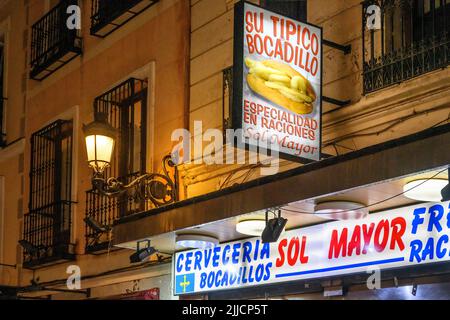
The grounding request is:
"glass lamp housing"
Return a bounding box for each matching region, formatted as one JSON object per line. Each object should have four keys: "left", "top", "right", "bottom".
{"left": 82, "top": 114, "right": 117, "bottom": 174}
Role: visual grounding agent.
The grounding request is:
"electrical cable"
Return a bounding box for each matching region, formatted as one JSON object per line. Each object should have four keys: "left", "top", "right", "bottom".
{"left": 324, "top": 105, "right": 450, "bottom": 148}
{"left": 282, "top": 167, "right": 449, "bottom": 215}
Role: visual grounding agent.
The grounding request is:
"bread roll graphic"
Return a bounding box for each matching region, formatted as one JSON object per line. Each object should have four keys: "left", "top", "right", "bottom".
{"left": 245, "top": 58, "right": 316, "bottom": 115}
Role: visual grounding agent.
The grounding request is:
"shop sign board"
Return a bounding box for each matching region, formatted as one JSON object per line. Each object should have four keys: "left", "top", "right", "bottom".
{"left": 174, "top": 201, "right": 450, "bottom": 295}
{"left": 232, "top": 1, "right": 322, "bottom": 162}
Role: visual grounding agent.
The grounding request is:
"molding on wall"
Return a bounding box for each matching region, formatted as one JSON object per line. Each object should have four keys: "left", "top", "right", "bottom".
{"left": 0, "top": 138, "right": 25, "bottom": 163}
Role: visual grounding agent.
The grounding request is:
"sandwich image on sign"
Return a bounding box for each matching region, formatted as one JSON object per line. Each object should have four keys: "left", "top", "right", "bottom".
{"left": 245, "top": 57, "right": 316, "bottom": 115}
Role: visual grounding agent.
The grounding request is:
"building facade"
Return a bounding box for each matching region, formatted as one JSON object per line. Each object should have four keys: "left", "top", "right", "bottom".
{"left": 0, "top": 0, "right": 450, "bottom": 300}
{"left": 0, "top": 0, "right": 189, "bottom": 299}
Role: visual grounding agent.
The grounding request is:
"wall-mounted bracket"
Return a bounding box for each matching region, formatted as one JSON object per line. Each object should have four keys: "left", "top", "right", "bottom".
{"left": 323, "top": 39, "right": 352, "bottom": 55}
{"left": 322, "top": 96, "right": 351, "bottom": 107}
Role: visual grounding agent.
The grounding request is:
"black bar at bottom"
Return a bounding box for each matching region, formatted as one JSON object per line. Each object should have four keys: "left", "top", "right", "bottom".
{"left": 322, "top": 96, "right": 351, "bottom": 107}
{"left": 323, "top": 39, "right": 352, "bottom": 55}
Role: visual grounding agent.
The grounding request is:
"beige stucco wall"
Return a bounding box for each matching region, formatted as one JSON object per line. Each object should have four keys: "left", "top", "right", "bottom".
{"left": 0, "top": 0, "right": 28, "bottom": 288}
{"left": 0, "top": 0, "right": 190, "bottom": 295}
{"left": 182, "top": 0, "right": 450, "bottom": 199}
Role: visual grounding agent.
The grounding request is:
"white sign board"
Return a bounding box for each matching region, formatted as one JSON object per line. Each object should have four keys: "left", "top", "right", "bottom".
{"left": 174, "top": 201, "right": 450, "bottom": 295}
{"left": 233, "top": 1, "right": 322, "bottom": 162}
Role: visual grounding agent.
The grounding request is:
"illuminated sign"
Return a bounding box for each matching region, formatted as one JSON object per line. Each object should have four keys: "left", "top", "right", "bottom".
{"left": 232, "top": 1, "right": 322, "bottom": 161}
{"left": 174, "top": 201, "right": 450, "bottom": 295}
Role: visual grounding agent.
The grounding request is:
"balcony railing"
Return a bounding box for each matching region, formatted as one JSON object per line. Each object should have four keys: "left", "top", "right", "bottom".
{"left": 90, "top": 0, "right": 159, "bottom": 37}
{"left": 22, "top": 120, "right": 74, "bottom": 268}
{"left": 85, "top": 172, "right": 153, "bottom": 253}
{"left": 22, "top": 201, "right": 75, "bottom": 268}
{"left": 30, "top": 0, "right": 82, "bottom": 81}
{"left": 362, "top": 0, "right": 450, "bottom": 94}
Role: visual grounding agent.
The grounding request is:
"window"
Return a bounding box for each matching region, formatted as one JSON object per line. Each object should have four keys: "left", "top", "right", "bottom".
{"left": 85, "top": 78, "right": 149, "bottom": 253}
{"left": 363, "top": 0, "right": 450, "bottom": 94}
{"left": 261, "top": 0, "right": 307, "bottom": 22}
{"left": 90, "top": 0, "right": 159, "bottom": 37}
{"left": 22, "top": 120, "right": 75, "bottom": 267}
{"left": 30, "top": 0, "right": 82, "bottom": 80}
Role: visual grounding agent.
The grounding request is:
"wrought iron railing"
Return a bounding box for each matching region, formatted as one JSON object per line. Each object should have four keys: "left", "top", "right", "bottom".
{"left": 22, "top": 120, "right": 74, "bottom": 268}
{"left": 22, "top": 201, "right": 75, "bottom": 268}
{"left": 362, "top": 0, "right": 450, "bottom": 94}
{"left": 85, "top": 172, "right": 153, "bottom": 253}
{"left": 85, "top": 78, "right": 178, "bottom": 252}
{"left": 90, "top": 0, "right": 159, "bottom": 37}
{"left": 30, "top": 0, "right": 82, "bottom": 80}
{"left": 93, "top": 78, "right": 148, "bottom": 186}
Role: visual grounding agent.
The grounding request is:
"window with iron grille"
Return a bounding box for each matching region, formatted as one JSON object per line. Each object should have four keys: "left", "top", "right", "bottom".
{"left": 0, "top": 41, "right": 5, "bottom": 147}
{"left": 85, "top": 78, "right": 148, "bottom": 253}
{"left": 22, "top": 120, "right": 75, "bottom": 268}
{"left": 90, "top": 0, "right": 159, "bottom": 37}
{"left": 260, "top": 0, "right": 307, "bottom": 21}
{"left": 30, "top": 0, "right": 82, "bottom": 81}
{"left": 363, "top": 0, "right": 450, "bottom": 94}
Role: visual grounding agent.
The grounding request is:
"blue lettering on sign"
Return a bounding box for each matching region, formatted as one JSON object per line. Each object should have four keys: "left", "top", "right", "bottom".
{"left": 408, "top": 204, "right": 450, "bottom": 263}
{"left": 194, "top": 251, "right": 202, "bottom": 270}
{"left": 204, "top": 249, "right": 212, "bottom": 267}
{"left": 212, "top": 246, "right": 221, "bottom": 267}
{"left": 185, "top": 251, "right": 193, "bottom": 272}
{"left": 422, "top": 237, "right": 435, "bottom": 261}
{"left": 223, "top": 245, "right": 230, "bottom": 264}
{"left": 232, "top": 243, "right": 241, "bottom": 263}
{"left": 428, "top": 204, "right": 444, "bottom": 232}
{"left": 447, "top": 203, "right": 450, "bottom": 228}
{"left": 242, "top": 241, "right": 252, "bottom": 263}
{"left": 261, "top": 242, "right": 270, "bottom": 259}
{"left": 409, "top": 240, "right": 422, "bottom": 263}
{"left": 437, "top": 235, "right": 449, "bottom": 259}
{"left": 176, "top": 253, "right": 184, "bottom": 273}
{"left": 412, "top": 207, "right": 426, "bottom": 234}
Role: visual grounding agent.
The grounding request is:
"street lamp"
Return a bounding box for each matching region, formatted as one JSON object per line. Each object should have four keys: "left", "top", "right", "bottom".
{"left": 83, "top": 112, "right": 116, "bottom": 175}
{"left": 82, "top": 113, "right": 178, "bottom": 205}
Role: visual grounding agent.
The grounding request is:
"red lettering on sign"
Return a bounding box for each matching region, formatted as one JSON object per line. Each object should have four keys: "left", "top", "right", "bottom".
{"left": 390, "top": 217, "right": 406, "bottom": 250}
{"left": 374, "top": 219, "right": 390, "bottom": 252}
{"left": 275, "top": 238, "right": 288, "bottom": 267}
{"left": 328, "top": 228, "right": 348, "bottom": 259}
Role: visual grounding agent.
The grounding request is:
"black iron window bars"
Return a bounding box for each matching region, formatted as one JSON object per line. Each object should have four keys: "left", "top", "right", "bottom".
{"left": 22, "top": 120, "right": 75, "bottom": 268}
{"left": 90, "top": 0, "right": 159, "bottom": 38}
{"left": 85, "top": 78, "right": 148, "bottom": 252}
{"left": 30, "top": 0, "right": 82, "bottom": 81}
{"left": 85, "top": 78, "right": 177, "bottom": 253}
{"left": 362, "top": 0, "right": 450, "bottom": 94}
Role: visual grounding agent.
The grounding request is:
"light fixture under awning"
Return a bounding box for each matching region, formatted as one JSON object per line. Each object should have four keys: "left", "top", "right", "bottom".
{"left": 176, "top": 234, "right": 219, "bottom": 250}
{"left": 403, "top": 179, "right": 448, "bottom": 202}
{"left": 314, "top": 201, "right": 369, "bottom": 220}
